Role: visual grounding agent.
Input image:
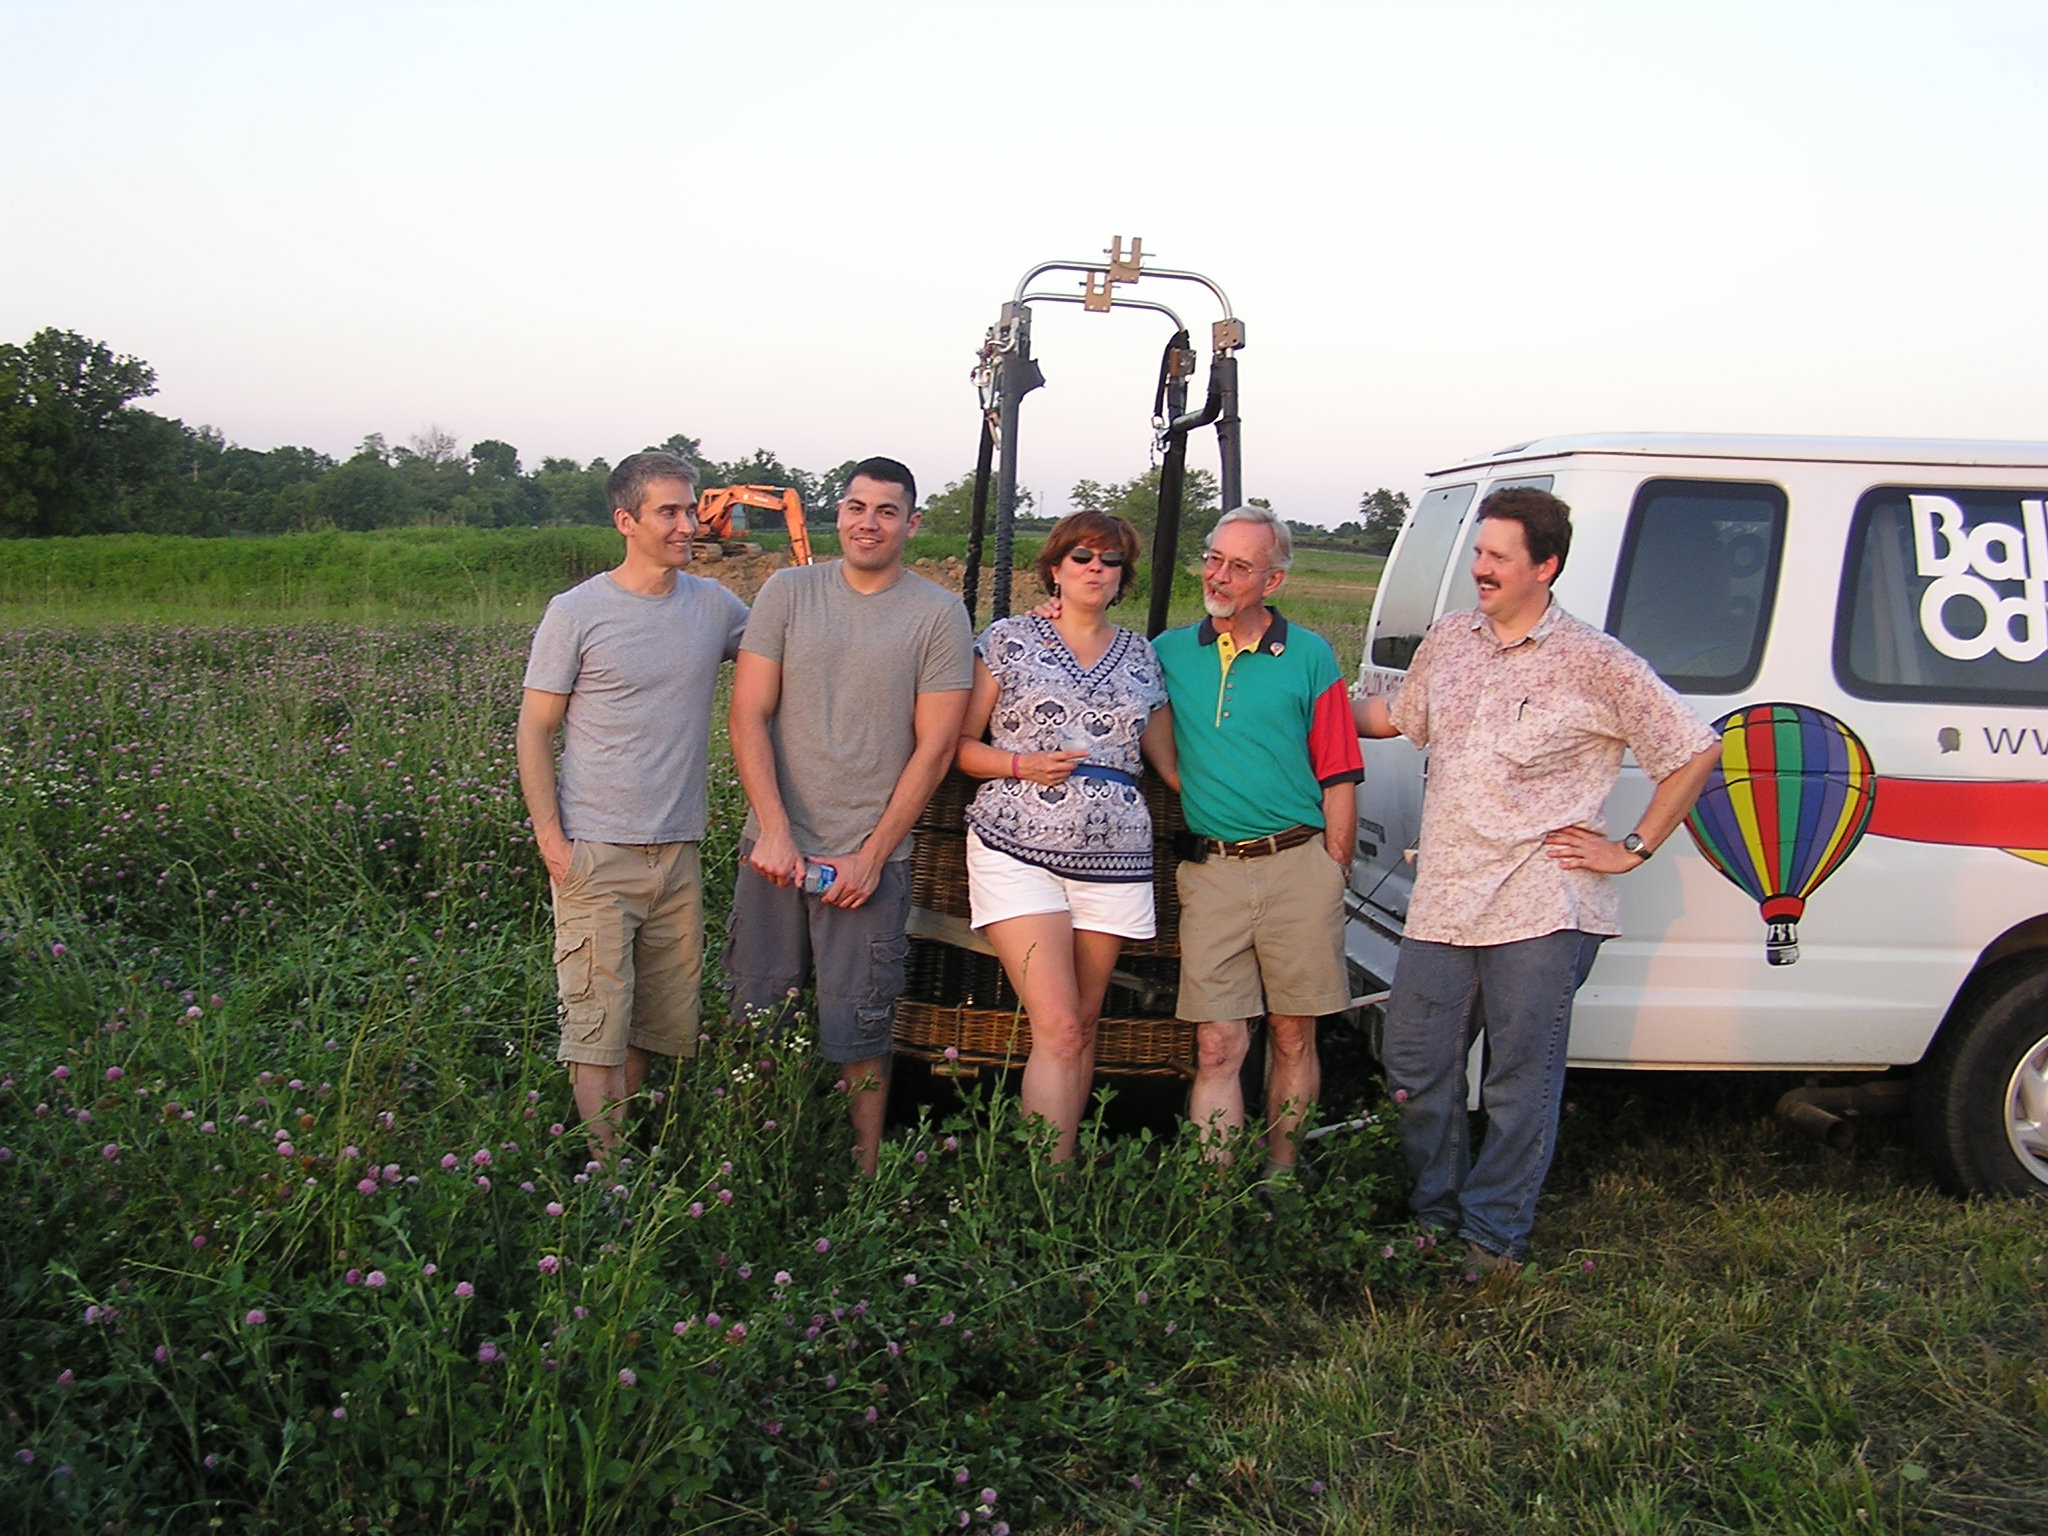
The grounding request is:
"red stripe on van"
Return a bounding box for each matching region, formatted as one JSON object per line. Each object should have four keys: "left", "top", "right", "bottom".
{"left": 1868, "top": 778, "right": 2048, "bottom": 848}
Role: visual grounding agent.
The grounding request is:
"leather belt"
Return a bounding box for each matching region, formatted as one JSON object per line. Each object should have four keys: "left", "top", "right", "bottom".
{"left": 1203, "top": 824, "right": 1319, "bottom": 859}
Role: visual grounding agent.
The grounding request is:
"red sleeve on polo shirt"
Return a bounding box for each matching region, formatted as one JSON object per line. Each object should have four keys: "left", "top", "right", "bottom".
{"left": 1309, "top": 679, "right": 1365, "bottom": 787}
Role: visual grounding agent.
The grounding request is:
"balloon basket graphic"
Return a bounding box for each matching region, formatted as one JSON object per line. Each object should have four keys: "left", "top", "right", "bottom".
{"left": 1684, "top": 704, "right": 1878, "bottom": 967}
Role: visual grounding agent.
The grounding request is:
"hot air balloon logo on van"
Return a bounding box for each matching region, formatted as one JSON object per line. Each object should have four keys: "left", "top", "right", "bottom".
{"left": 1684, "top": 703, "right": 1878, "bottom": 966}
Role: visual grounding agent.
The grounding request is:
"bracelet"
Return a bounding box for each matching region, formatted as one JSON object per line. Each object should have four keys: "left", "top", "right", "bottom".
{"left": 1011, "top": 752, "right": 1021, "bottom": 780}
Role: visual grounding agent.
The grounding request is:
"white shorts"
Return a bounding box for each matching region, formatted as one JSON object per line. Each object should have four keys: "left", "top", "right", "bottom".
{"left": 965, "top": 830, "right": 1156, "bottom": 940}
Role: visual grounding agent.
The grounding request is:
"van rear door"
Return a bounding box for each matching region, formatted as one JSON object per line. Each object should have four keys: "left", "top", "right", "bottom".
{"left": 1350, "top": 482, "right": 1477, "bottom": 945}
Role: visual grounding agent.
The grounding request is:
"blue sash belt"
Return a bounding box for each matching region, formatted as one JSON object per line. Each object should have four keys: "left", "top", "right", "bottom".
{"left": 1068, "top": 763, "right": 1140, "bottom": 787}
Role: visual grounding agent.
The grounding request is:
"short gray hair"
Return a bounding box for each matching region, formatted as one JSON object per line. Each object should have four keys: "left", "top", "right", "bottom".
{"left": 607, "top": 451, "right": 701, "bottom": 518}
{"left": 1207, "top": 504, "right": 1292, "bottom": 570}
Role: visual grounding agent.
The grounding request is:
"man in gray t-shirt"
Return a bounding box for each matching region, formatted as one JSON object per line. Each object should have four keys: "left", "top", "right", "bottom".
{"left": 517, "top": 451, "right": 747, "bottom": 1157}
{"left": 727, "top": 456, "right": 973, "bottom": 1175}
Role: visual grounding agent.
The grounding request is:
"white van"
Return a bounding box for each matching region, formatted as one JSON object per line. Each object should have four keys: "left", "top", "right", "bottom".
{"left": 1347, "top": 433, "right": 2048, "bottom": 1196}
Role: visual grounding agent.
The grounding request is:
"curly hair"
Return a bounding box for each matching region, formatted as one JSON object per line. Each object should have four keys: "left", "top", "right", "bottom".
{"left": 1477, "top": 486, "right": 1573, "bottom": 577}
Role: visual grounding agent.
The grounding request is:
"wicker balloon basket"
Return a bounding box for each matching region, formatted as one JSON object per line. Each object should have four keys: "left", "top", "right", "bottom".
{"left": 901, "top": 769, "right": 1196, "bottom": 1077}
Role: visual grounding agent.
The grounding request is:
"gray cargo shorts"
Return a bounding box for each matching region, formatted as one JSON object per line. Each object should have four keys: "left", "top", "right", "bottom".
{"left": 722, "top": 847, "right": 910, "bottom": 1064}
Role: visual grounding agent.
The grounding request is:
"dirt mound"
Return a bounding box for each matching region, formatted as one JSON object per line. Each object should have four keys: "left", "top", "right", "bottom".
{"left": 692, "top": 552, "right": 1023, "bottom": 610}
{"left": 685, "top": 547, "right": 790, "bottom": 605}
{"left": 914, "top": 556, "right": 1040, "bottom": 610}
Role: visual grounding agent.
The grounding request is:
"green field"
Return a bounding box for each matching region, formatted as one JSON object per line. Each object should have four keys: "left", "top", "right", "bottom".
{"left": 0, "top": 538, "right": 2039, "bottom": 1534}
{"left": 0, "top": 530, "right": 1380, "bottom": 658}
{"left": 2, "top": 528, "right": 667, "bottom": 626}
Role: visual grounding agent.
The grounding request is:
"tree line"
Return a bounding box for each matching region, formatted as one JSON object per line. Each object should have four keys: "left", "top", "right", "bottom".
{"left": 0, "top": 330, "right": 863, "bottom": 538}
{"left": 0, "top": 328, "right": 1411, "bottom": 550}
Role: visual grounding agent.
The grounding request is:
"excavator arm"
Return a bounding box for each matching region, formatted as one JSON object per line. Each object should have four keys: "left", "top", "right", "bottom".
{"left": 694, "top": 485, "right": 813, "bottom": 565}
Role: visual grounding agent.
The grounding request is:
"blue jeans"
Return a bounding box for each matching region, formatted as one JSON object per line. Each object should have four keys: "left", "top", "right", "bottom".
{"left": 1380, "top": 930, "right": 1602, "bottom": 1259}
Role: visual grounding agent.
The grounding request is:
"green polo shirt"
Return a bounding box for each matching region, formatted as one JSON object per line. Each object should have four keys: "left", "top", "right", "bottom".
{"left": 1154, "top": 610, "right": 1364, "bottom": 843}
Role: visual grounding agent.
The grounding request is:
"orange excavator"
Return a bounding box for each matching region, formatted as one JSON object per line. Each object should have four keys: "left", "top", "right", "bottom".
{"left": 693, "top": 485, "right": 815, "bottom": 566}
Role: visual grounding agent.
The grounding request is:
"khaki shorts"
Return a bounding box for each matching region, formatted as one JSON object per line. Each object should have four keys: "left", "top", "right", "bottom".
{"left": 551, "top": 840, "right": 704, "bottom": 1066}
{"left": 1174, "top": 836, "right": 1350, "bottom": 1021}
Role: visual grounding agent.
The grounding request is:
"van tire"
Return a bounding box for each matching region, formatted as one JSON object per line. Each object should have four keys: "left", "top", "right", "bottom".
{"left": 1915, "top": 955, "right": 2048, "bottom": 1198}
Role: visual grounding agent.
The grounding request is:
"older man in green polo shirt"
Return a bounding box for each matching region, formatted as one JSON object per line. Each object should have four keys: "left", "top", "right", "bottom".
{"left": 1154, "top": 505, "right": 1364, "bottom": 1174}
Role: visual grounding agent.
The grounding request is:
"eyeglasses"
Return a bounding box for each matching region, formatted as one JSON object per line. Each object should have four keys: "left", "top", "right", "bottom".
{"left": 1065, "top": 548, "right": 1126, "bottom": 568}
{"left": 1202, "top": 551, "right": 1270, "bottom": 581}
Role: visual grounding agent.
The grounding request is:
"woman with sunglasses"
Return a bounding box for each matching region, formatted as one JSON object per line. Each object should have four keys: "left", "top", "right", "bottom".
{"left": 954, "top": 511, "right": 1179, "bottom": 1162}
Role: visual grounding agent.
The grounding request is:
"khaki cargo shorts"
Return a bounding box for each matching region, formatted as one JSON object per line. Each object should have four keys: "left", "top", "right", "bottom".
{"left": 551, "top": 839, "right": 704, "bottom": 1066}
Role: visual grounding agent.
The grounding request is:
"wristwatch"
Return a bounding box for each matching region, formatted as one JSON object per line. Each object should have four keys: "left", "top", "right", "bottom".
{"left": 1621, "top": 832, "right": 1652, "bottom": 861}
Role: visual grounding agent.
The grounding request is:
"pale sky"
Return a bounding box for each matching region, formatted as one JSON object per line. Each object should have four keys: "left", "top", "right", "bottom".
{"left": 6, "top": 0, "right": 2044, "bottom": 525}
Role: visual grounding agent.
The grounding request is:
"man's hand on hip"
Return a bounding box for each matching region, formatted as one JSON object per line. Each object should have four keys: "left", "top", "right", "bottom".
{"left": 1544, "top": 824, "right": 1642, "bottom": 874}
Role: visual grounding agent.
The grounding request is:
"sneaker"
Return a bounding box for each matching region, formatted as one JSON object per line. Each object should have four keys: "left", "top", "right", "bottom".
{"left": 1461, "top": 1240, "right": 1523, "bottom": 1282}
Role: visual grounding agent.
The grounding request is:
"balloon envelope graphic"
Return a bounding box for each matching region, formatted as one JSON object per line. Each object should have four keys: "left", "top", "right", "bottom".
{"left": 1684, "top": 703, "right": 1878, "bottom": 965}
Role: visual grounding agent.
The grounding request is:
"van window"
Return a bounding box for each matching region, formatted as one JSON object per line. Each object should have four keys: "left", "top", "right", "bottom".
{"left": 1369, "top": 483, "right": 1476, "bottom": 669}
{"left": 1837, "top": 485, "right": 2048, "bottom": 705}
{"left": 1607, "top": 479, "right": 1784, "bottom": 693}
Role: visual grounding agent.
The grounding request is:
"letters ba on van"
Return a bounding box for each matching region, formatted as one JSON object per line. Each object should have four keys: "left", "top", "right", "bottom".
{"left": 1910, "top": 493, "right": 2047, "bottom": 664}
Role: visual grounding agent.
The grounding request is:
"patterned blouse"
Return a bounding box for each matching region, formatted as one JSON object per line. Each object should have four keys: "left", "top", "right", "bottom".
{"left": 965, "top": 615, "right": 1168, "bottom": 882}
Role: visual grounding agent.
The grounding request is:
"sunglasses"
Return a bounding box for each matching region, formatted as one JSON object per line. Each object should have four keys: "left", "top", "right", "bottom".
{"left": 1065, "top": 548, "right": 1127, "bottom": 568}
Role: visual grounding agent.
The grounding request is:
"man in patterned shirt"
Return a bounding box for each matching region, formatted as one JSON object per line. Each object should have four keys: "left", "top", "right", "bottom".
{"left": 1355, "top": 487, "right": 1720, "bottom": 1277}
{"left": 1156, "top": 506, "right": 1364, "bottom": 1174}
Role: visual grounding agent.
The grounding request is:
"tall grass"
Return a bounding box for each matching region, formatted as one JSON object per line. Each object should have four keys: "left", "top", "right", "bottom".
{"left": 6, "top": 606, "right": 2032, "bottom": 1535}
{"left": 0, "top": 623, "right": 1412, "bottom": 1534}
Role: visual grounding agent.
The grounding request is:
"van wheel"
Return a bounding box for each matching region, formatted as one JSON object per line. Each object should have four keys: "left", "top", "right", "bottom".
{"left": 1916, "top": 956, "right": 2048, "bottom": 1197}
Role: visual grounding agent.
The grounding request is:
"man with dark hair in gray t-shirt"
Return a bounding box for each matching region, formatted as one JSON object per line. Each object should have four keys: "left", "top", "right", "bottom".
{"left": 726, "top": 456, "right": 974, "bottom": 1175}
{"left": 517, "top": 450, "right": 748, "bottom": 1158}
